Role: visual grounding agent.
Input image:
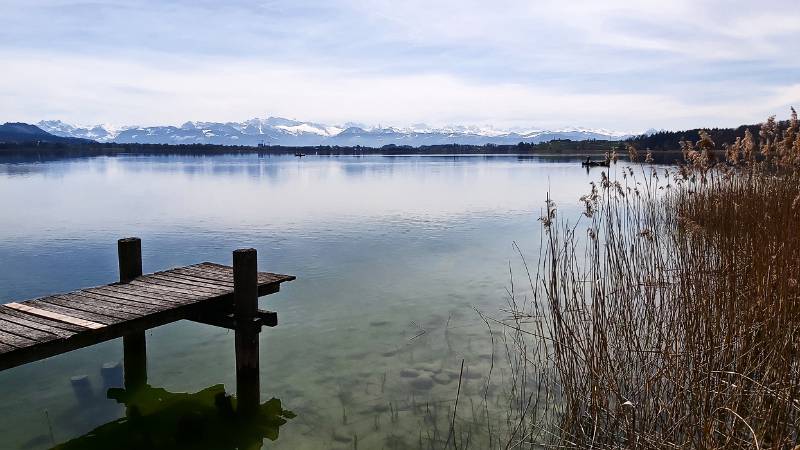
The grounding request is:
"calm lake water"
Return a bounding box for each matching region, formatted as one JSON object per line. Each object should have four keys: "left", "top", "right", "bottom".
{"left": 0, "top": 154, "right": 601, "bottom": 449}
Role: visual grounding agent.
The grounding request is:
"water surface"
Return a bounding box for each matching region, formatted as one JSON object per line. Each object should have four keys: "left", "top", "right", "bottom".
{"left": 0, "top": 154, "right": 601, "bottom": 449}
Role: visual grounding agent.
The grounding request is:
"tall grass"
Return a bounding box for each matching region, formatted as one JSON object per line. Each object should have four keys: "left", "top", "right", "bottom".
{"left": 484, "top": 111, "right": 800, "bottom": 449}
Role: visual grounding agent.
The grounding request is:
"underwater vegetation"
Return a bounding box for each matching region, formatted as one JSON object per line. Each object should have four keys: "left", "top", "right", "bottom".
{"left": 52, "top": 384, "right": 294, "bottom": 450}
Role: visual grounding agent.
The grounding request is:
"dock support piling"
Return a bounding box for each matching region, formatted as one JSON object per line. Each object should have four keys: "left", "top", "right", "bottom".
{"left": 233, "top": 248, "right": 260, "bottom": 417}
{"left": 118, "top": 237, "right": 147, "bottom": 391}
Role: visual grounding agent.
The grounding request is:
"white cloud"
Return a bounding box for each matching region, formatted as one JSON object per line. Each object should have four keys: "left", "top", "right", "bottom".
{"left": 1, "top": 0, "right": 799, "bottom": 130}
{"left": 3, "top": 52, "right": 798, "bottom": 131}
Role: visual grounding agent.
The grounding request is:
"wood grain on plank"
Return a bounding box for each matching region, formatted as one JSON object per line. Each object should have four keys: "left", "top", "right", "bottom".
{"left": 128, "top": 278, "right": 225, "bottom": 297}
{"left": 186, "top": 264, "right": 292, "bottom": 285}
{"left": 0, "top": 318, "right": 60, "bottom": 343}
{"left": 84, "top": 286, "right": 183, "bottom": 308}
{"left": 139, "top": 275, "right": 229, "bottom": 296}
{"left": 3, "top": 302, "right": 105, "bottom": 329}
{"left": 105, "top": 283, "right": 197, "bottom": 304}
{"left": 167, "top": 268, "right": 235, "bottom": 286}
{"left": 175, "top": 266, "right": 237, "bottom": 283}
{"left": 0, "top": 308, "right": 78, "bottom": 337}
{"left": 23, "top": 300, "right": 118, "bottom": 326}
{"left": 147, "top": 273, "right": 232, "bottom": 291}
{"left": 0, "top": 327, "right": 41, "bottom": 348}
{"left": 45, "top": 295, "right": 143, "bottom": 320}
{"left": 74, "top": 291, "right": 167, "bottom": 312}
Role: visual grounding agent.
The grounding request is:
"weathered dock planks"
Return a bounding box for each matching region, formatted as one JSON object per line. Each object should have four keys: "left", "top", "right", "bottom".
{"left": 0, "top": 261, "right": 294, "bottom": 372}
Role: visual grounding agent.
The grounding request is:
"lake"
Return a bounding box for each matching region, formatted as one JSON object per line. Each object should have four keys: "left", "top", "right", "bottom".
{"left": 0, "top": 154, "right": 601, "bottom": 449}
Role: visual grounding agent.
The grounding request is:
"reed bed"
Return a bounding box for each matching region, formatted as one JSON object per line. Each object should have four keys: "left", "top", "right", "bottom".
{"left": 472, "top": 112, "right": 800, "bottom": 449}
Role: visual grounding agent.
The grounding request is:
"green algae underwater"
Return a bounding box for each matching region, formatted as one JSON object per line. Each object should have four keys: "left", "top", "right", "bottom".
{"left": 52, "top": 384, "right": 295, "bottom": 450}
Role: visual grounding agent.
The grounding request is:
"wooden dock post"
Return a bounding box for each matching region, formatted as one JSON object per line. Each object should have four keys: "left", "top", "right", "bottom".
{"left": 118, "top": 237, "right": 147, "bottom": 391}
{"left": 233, "top": 248, "right": 260, "bottom": 417}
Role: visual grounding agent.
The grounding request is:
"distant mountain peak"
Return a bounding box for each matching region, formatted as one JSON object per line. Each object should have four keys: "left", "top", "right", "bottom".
{"left": 36, "top": 117, "right": 635, "bottom": 147}
{"left": 0, "top": 122, "right": 93, "bottom": 144}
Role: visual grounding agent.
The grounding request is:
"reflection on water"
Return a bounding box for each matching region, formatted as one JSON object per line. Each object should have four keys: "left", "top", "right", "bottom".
{"left": 0, "top": 154, "right": 615, "bottom": 449}
{"left": 53, "top": 383, "right": 293, "bottom": 450}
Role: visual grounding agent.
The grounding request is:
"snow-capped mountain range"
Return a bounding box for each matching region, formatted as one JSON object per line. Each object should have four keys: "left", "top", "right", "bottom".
{"left": 38, "top": 118, "right": 636, "bottom": 147}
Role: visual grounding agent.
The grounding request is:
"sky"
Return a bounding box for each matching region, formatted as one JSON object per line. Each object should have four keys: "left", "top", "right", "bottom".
{"left": 1, "top": 0, "right": 799, "bottom": 132}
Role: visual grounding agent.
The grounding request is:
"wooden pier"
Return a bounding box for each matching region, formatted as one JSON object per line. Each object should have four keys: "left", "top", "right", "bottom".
{"left": 0, "top": 238, "right": 294, "bottom": 416}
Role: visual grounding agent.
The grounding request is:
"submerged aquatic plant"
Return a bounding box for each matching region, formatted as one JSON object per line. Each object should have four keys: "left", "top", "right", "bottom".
{"left": 52, "top": 384, "right": 295, "bottom": 450}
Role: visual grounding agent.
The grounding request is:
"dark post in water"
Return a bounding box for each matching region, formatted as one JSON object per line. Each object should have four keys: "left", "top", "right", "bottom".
{"left": 118, "top": 237, "right": 147, "bottom": 390}
{"left": 233, "top": 248, "right": 260, "bottom": 417}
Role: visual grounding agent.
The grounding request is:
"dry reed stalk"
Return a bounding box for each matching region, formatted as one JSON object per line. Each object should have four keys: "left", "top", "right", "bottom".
{"left": 472, "top": 111, "right": 800, "bottom": 449}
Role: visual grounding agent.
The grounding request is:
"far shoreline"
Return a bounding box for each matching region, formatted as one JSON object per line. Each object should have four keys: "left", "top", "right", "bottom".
{"left": 0, "top": 140, "right": 691, "bottom": 161}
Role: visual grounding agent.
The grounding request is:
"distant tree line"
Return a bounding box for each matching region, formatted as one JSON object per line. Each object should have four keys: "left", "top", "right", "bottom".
{"left": 625, "top": 123, "right": 786, "bottom": 151}
{"left": 0, "top": 139, "right": 625, "bottom": 157}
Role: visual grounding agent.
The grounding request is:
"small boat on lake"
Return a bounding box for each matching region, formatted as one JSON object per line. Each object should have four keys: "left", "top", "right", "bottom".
{"left": 581, "top": 158, "right": 610, "bottom": 168}
{"left": 294, "top": 153, "right": 306, "bottom": 157}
